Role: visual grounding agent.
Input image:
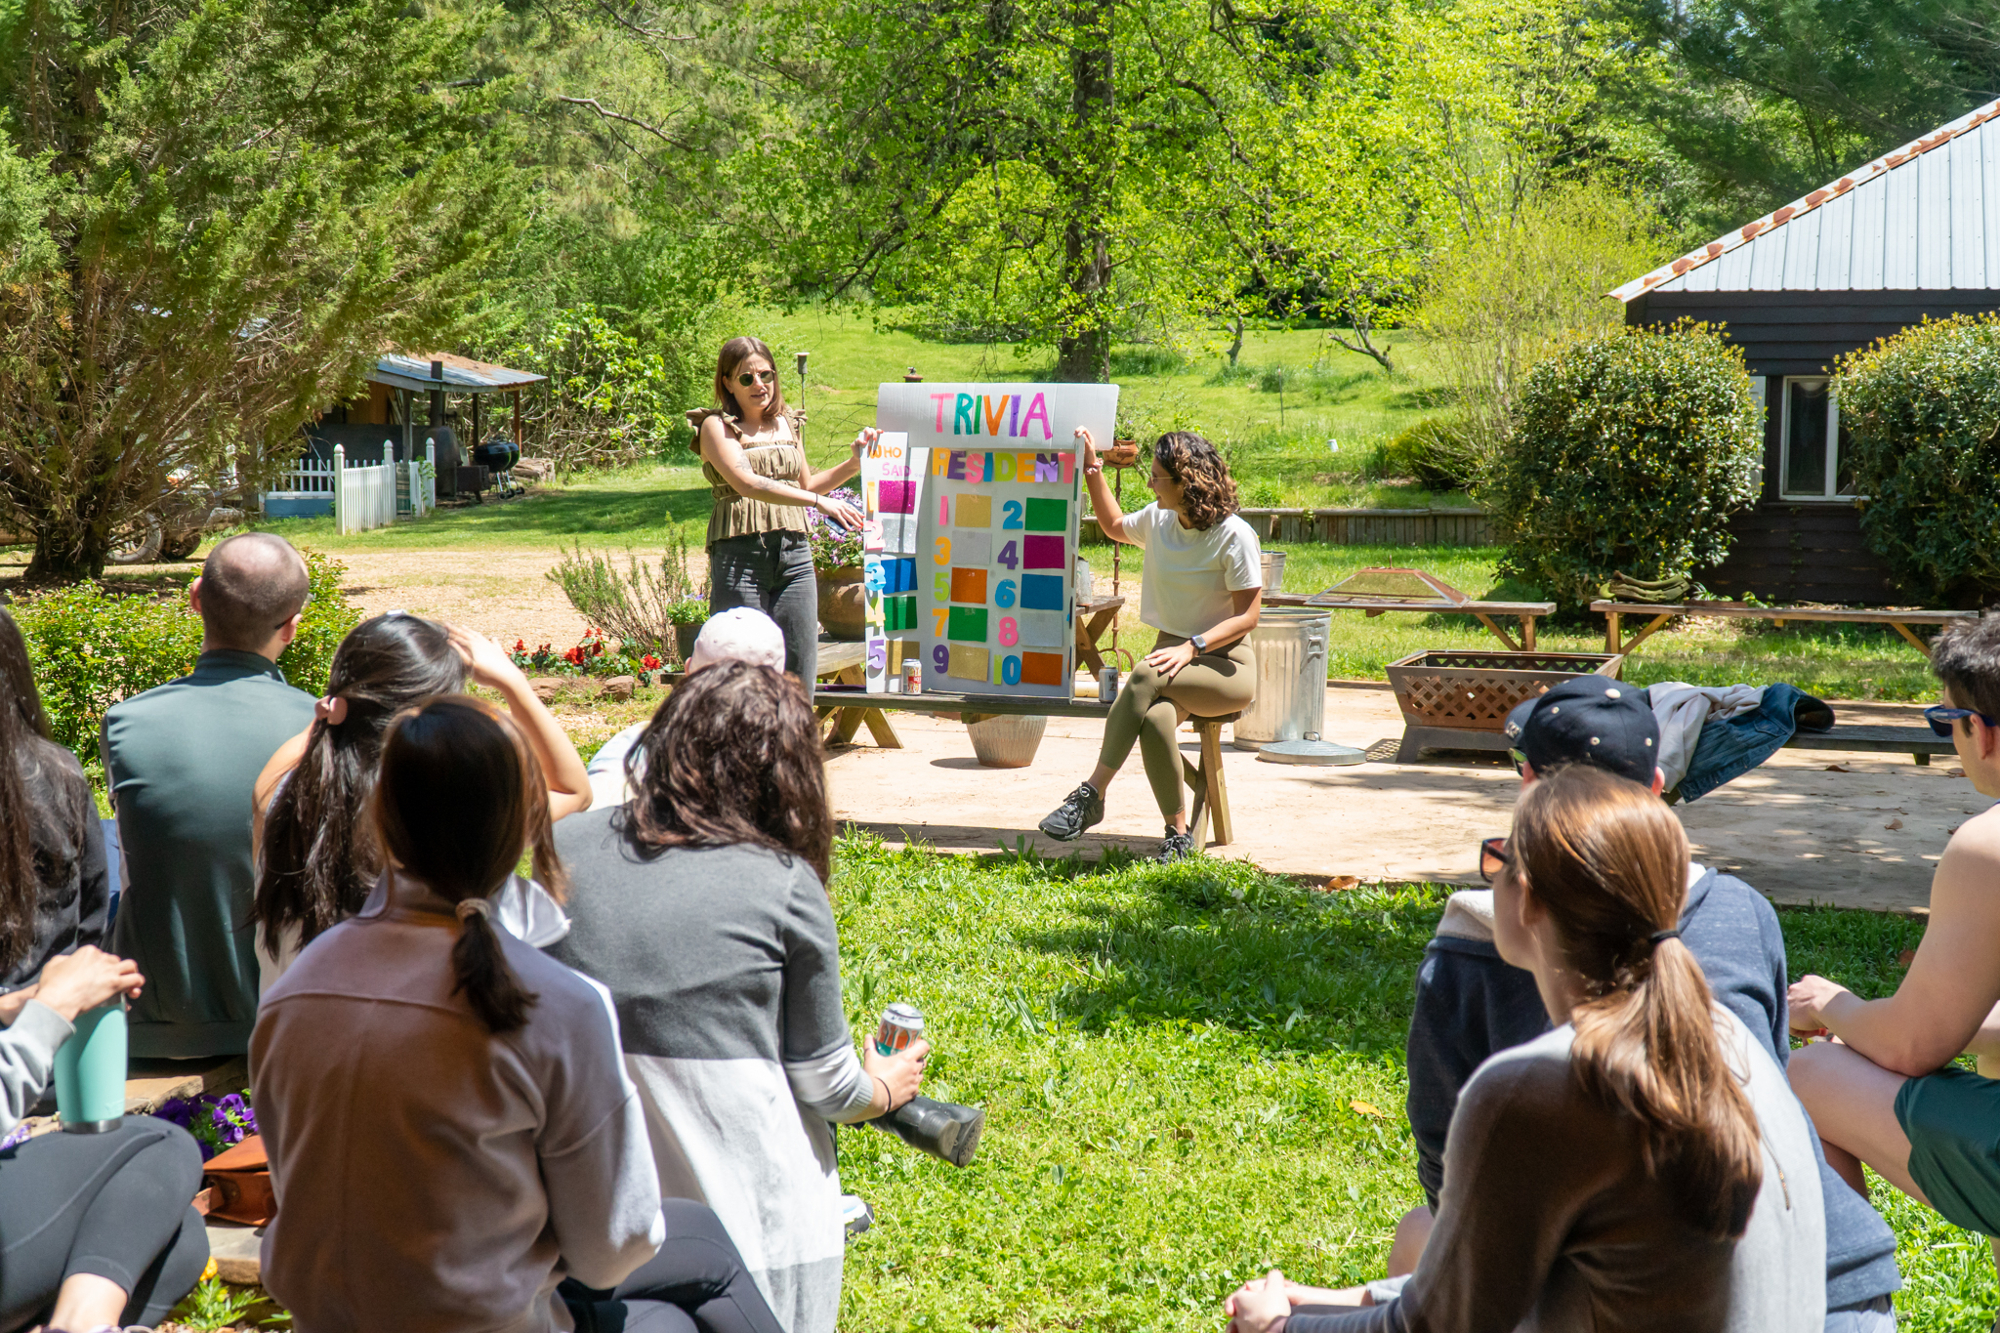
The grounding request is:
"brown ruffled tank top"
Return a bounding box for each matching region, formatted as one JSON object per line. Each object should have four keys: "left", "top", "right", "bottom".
{"left": 687, "top": 408, "right": 811, "bottom": 548}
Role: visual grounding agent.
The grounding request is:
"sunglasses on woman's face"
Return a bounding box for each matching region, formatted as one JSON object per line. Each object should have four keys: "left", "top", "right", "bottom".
{"left": 1479, "top": 836, "right": 1509, "bottom": 882}
{"left": 1925, "top": 704, "right": 2000, "bottom": 738}
{"left": 735, "top": 369, "right": 777, "bottom": 387}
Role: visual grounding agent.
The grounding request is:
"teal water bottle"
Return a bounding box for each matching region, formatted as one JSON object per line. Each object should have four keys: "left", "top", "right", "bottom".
{"left": 54, "top": 998, "right": 127, "bottom": 1133}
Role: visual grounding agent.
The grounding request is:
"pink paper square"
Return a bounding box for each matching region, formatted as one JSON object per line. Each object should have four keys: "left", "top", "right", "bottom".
{"left": 1023, "top": 534, "right": 1066, "bottom": 569}
{"left": 879, "top": 480, "right": 916, "bottom": 514}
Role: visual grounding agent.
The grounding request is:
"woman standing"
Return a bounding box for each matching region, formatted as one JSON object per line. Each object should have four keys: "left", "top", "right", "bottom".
{"left": 549, "top": 663, "right": 930, "bottom": 1333}
{"left": 1037, "top": 429, "right": 1263, "bottom": 862}
{"left": 692, "top": 336, "right": 876, "bottom": 686}
{"left": 1224, "top": 766, "right": 1825, "bottom": 1333}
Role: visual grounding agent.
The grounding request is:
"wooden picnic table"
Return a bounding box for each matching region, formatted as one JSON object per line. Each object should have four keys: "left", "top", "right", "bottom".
{"left": 1073, "top": 594, "right": 1126, "bottom": 673}
{"left": 1262, "top": 592, "right": 1557, "bottom": 652}
{"left": 1591, "top": 601, "right": 1981, "bottom": 658}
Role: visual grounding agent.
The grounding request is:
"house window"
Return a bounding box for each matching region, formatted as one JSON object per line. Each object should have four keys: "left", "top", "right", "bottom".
{"left": 1780, "top": 376, "right": 1855, "bottom": 499}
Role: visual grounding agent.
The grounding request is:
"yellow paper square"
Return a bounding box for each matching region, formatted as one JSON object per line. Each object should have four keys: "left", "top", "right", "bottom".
{"left": 952, "top": 493, "right": 993, "bottom": 528}
{"left": 947, "top": 644, "right": 991, "bottom": 680}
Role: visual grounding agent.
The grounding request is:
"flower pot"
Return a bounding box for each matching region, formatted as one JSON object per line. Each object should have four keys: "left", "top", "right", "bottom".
{"left": 674, "top": 621, "right": 702, "bottom": 662}
{"left": 818, "top": 565, "right": 867, "bottom": 641}
{"left": 967, "top": 715, "right": 1048, "bottom": 768}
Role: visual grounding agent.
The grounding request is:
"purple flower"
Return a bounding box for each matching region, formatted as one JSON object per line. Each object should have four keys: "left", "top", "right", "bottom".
{"left": 0, "top": 1123, "right": 29, "bottom": 1151}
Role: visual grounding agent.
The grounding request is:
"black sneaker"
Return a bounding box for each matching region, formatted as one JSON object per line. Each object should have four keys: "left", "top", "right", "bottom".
{"left": 1038, "top": 782, "right": 1104, "bottom": 841}
{"left": 1155, "top": 826, "right": 1197, "bottom": 862}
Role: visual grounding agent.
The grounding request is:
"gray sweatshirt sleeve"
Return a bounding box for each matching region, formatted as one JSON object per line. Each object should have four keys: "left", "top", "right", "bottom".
{"left": 0, "top": 1000, "right": 74, "bottom": 1134}
{"left": 537, "top": 976, "right": 665, "bottom": 1290}
{"left": 779, "top": 862, "right": 874, "bottom": 1123}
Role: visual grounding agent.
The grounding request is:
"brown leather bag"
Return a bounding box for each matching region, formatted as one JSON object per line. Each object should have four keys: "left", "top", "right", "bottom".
{"left": 199, "top": 1134, "right": 274, "bottom": 1226}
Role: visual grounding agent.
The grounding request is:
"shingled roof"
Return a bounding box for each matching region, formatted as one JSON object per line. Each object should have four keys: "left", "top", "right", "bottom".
{"left": 1611, "top": 98, "right": 2000, "bottom": 301}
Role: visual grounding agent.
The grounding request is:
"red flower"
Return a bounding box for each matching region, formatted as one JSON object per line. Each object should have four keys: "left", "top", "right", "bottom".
{"left": 642, "top": 654, "right": 661, "bottom": 670}
{"left": 514, "top": 639, "right": 525, "bottom": 652}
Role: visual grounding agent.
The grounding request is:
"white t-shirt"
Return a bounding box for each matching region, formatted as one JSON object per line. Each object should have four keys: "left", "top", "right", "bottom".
{"left": 1123, "top": 503, "right": 1263, "bottom": 639}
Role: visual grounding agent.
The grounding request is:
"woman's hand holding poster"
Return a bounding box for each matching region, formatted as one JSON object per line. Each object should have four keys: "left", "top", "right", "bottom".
{"left": 861, "top": 383, "right": 1119, "bottom": 698}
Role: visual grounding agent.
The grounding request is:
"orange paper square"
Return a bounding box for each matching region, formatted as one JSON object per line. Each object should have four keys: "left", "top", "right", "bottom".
{"left": 1020, "top": 651, "right": 1065, "bottom": 687}
{"left": 949, "top": 567, "right": 988, "bottom": 604}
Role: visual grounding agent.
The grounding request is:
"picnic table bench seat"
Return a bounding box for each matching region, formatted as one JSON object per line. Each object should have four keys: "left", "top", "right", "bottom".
{"left": 1592, "top": 600, "right": 1981, "bottom": 658}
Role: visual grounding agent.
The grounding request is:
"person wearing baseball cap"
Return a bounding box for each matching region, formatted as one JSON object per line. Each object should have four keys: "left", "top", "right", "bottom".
{"left": 1390, "top": 677, "right": 1901, "bottom": 1331}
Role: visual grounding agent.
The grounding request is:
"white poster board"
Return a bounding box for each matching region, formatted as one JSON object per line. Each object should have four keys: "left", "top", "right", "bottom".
{"left": 871, "top": 383, "right": 1120, "bottom": 698}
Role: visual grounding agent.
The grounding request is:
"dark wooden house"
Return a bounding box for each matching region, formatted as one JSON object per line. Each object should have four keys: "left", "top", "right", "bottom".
{"left": 1613, "top": 97, "right": 2000, "bottom": 605}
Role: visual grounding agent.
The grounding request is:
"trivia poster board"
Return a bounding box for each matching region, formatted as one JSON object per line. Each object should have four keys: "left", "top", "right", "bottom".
{"left": 868, "top": 382, "right": 1120, "bottom": 699}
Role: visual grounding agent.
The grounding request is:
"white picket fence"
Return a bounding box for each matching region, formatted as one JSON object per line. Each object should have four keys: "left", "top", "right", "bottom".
{"left": 264, "top": 442, "right": 435, "bottom": 534}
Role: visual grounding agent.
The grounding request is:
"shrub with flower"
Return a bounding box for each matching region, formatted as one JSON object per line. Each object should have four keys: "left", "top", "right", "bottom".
{"left": 507, "top": 630, "right": 668, "bottom": 686}
{"left": 806, "top": 487, "right": 864, "bottom": 572}
{"left": 153, "top": 1090, "right": 258, "bottom": 1160}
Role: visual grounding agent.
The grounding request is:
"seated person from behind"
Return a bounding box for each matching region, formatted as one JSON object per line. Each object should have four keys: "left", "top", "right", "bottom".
{"left": 102, "top": 533, "right": 317, "bottom": 1058}
{"left": 1789, "top": 615, "right": 2000, "bottom": 1278}
{"left": 250, "top": 613, "right": 591, "bottom": 987}
{"left": 254, "top": 696, "right": 782, "bottom": 1333}
{"left": 1397, "top": 678, "right": 1901, "bottom": 1329}
{"left": 1225, "top": 765, "right": 1825, "bottom": 1333}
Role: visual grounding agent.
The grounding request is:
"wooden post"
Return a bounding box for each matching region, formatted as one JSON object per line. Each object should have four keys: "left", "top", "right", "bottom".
{"left": 512, "top": 390, "right": 522, "bottom": 450}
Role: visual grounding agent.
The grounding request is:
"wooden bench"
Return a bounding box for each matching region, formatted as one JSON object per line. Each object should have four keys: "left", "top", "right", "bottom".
{"left": 1592, "top": 601, "right": 1981, "bottom": 658}
{"left": 812, "top": 687, "right": 1240, "bottom": 846}
{"left": 1263, "top": 592, "right": 1556, "bottom": 652}
{"left": 1783, "top": 725, "right": 1951, "bottom": 766}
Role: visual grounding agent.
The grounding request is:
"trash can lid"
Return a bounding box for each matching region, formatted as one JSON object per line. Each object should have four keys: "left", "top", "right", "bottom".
{"left": 1255, "top": 739, "right": 1367, "bottom": 766}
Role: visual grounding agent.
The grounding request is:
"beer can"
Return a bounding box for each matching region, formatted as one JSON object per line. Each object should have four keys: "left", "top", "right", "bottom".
{"left": 903, "top": 661, "right": 923, "bottom": 694}
{"left": 875, "top": 1002, "right": 925, "bottom": 1056}
{"left": 1098, "top": 665, "right": 1120, "bottom": 706}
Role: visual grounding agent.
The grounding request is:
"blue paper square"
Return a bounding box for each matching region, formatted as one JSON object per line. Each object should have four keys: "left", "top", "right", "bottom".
{"left": 1020, "top": 574, "right": 1064, "bottom": 611}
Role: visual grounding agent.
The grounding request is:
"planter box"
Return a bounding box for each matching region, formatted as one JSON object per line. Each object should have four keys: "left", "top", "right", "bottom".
{"left": 1385, "top": 650, "right": 1624, "bottom": 763}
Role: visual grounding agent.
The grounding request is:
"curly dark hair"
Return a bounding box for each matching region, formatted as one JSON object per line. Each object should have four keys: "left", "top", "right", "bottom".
{"left": 625, "top": 661, "right": 833, "bottom": 884}
{"left": 1152, "top": 431, "right": 1239, "bottom": 531}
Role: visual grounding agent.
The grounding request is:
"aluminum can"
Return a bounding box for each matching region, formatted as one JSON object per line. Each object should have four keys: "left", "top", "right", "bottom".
{"left": 875, "top": 1002, "right": 925, "bottom": 1056}
{"left": 903, "top": 661, "right": 923, "bottom": 694}
{"left": 1098, "top": 665, "right": 1120, "bottom": 706}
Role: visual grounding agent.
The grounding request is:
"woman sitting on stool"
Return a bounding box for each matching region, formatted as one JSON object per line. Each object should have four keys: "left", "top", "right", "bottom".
{"left": 1038, "top": 429, "right": 1262, "bottom": 862}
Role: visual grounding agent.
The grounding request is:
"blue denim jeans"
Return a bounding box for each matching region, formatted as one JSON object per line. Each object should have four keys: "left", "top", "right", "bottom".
{"left": 708, "top": 532, "right": 817, "bottom": 684}
{"left": 1676, "top": 683, "right": 1835, "bottom": 802}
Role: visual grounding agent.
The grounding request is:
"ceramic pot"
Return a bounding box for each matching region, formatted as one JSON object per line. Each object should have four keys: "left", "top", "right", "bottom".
{"left": 674, "top": 621, "right": 702, "bottom": 662}
{"left": 818, "top": 566, "right": 867, "bottom": 640}
{"left": 967, "top": 715, "right": 1049, "bottom": 768}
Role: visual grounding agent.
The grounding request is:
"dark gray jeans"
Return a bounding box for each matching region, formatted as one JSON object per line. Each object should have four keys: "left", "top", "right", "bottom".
{"left": 708, "top": 532, "right": 817, "bottom": 684}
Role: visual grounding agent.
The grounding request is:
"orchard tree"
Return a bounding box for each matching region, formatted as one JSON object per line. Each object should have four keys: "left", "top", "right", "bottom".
{"left": 0, "top": 0, "right": 511, "bottom": 579}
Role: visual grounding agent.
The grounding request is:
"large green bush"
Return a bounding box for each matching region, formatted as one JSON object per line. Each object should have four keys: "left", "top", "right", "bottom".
{"left": 1834, "top": 314, "right": 2000, "bottom": 606}
{"left": 1482, "top": 322, "right": 1761, "bottom": 609}
{"left": 13, "top": 551, "right": 358, "bottom": 760}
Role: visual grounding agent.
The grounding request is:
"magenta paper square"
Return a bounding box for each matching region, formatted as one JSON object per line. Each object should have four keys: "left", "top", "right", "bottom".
{"left": 1023, "top": 534, "right": 1066, "bottom": 569}
{"left": 879, "top": 480, "right": 916, "bottom": 514}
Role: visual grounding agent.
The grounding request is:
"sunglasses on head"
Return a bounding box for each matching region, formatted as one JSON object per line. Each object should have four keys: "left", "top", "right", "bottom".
{"left": 1479, "top": 836, "right": 1509, "bottom": 882}
{"left": 1925, "top": 705, "right": 2000, "bottom": 738}
{"left": 735, "top": 369, "right": 777, "bottom": 387}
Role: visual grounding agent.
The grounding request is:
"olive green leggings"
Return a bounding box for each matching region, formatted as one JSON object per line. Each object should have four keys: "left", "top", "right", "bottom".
{"left": 1099, "top": 634, "right": 1256, "bottom": 819}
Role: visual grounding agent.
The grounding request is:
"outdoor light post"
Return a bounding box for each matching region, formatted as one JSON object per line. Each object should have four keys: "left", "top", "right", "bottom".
{"left": 795, "top": 351, "right": 809, "bottom": 446}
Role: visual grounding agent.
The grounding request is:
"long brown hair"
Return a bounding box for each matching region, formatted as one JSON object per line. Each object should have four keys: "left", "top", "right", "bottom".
{"left": 626, "top": 662, "right": 832, "bottom": 884}
{"left": 0, "top": 611, "right": 48, "bottom": 968}
{"left": 1152, "top": 431, "right": 1238, "bottom": 531}
{"left": 1511, "top": 765, "right": 1762, "bottom": 1239}
{"left": 373, "top": 697, "right": 566, "bottom": 1033}
{"left": 711, "top": 336, "right": 788, "bottom": 418}
{"left": 255, "top": 614, "right": 469, "bottom": 957}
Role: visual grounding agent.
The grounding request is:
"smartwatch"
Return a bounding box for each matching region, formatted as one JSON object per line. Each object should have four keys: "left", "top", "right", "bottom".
{"left": 1190, "top": 633, "right": 1209, "bottom": 653}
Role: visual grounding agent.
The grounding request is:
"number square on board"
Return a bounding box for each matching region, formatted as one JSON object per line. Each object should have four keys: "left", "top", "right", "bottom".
{"left": 952, "top": 493, "right": 993, "bottom": 527}
{"left": 948, "top": 607, "right": 990, "bottom": 642}
{"left": 1022, "top": 534, "right": 1065, "bottom": 569}
{"left": 949, "top": 568, "right": 988, "bottom": 604}
{"left": 947, "top": 645, "right": 991, "bottom": 680}
{"left": 1017, "top": 610, "right": 1066, "bottom": 648}
{"left": 951, "top": 530, "right": 993, "bottom": 565}
{"left": 1019, "top": 574, "right": 1064, "bottom": 611}
{"left": 884, "top": 595, "right": 916, "bottom": 632}
{"left": 1020, "top": 652, "right": 1065, "bottom": 687}
{"left": 1024, "top": 498, "right": 1067, "bottom": 532}
{"left": 890, "top": 557, "right": 917, "bottom": 593}
{"left": 879, "top": 480, "right": 916, "bottom": 514}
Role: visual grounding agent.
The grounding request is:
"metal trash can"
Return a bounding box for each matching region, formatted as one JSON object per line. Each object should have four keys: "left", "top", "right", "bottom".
{"left": 1261, "top": 549, "right": 1286, "bottom": 593}
{"left": 1232, "top": 607, "right": 1329, "bottom": 750}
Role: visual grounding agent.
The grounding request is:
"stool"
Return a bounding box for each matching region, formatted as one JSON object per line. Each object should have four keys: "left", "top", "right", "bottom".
{"left": 1178, "top": 711, "right": 1242, "bottom": 847}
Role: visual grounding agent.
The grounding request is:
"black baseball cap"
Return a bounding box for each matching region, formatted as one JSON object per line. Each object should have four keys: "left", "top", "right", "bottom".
{"left": 1503, "top": 677, "right": 1659, "bottom": 786}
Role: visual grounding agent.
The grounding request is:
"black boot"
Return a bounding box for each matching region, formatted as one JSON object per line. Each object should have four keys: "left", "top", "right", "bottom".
{"left": 871, "top": 1095, "right": 986, "bottom": 1167}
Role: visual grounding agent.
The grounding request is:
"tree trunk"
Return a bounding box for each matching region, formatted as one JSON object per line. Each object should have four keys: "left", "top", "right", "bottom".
{"left": 1055, "top": 1, "right": 1113, "bottom": 384}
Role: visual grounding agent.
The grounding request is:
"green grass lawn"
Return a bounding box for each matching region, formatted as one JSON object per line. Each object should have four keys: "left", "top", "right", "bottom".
{"left": 828, "top": 836, "right": 1988, "bottom": 1333}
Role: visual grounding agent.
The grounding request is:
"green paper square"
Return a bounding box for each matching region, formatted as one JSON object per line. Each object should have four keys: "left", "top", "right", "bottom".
{"left": 1024, "top": 498, "right": 1068, "bottom": 532}
{"left": 948, "top": 607, "right": 989, "bottom": 642}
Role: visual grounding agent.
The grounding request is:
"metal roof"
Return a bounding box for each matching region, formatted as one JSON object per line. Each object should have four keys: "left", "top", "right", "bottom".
{"left": 367, "top": 351, "right": 547, "bottom": 395}
{"left": 1611, "top": 98, "right": 2000, "bottom": 301}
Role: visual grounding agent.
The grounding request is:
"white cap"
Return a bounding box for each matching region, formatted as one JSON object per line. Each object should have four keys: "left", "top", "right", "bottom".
{"left": 689, "top": 608, "right": 786, "bottom": 673}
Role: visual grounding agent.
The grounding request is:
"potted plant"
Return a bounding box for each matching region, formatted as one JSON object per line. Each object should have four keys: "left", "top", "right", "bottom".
{"left": 808, "top": 486, "right": 867, "bottom": 640}
{"left": 667, "top": 596, "right": 710, "bottom": 663}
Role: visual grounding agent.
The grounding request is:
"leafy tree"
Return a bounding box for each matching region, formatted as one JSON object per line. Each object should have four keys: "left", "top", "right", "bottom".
{"left": 0, "top": 0, "right": 510, "bottom": 579}
{"left": 1836, "top": 314, "right": 2000, "bottom": 606}
{"left": 1484, "top": 321, "right": 1760, "bottom": 609}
